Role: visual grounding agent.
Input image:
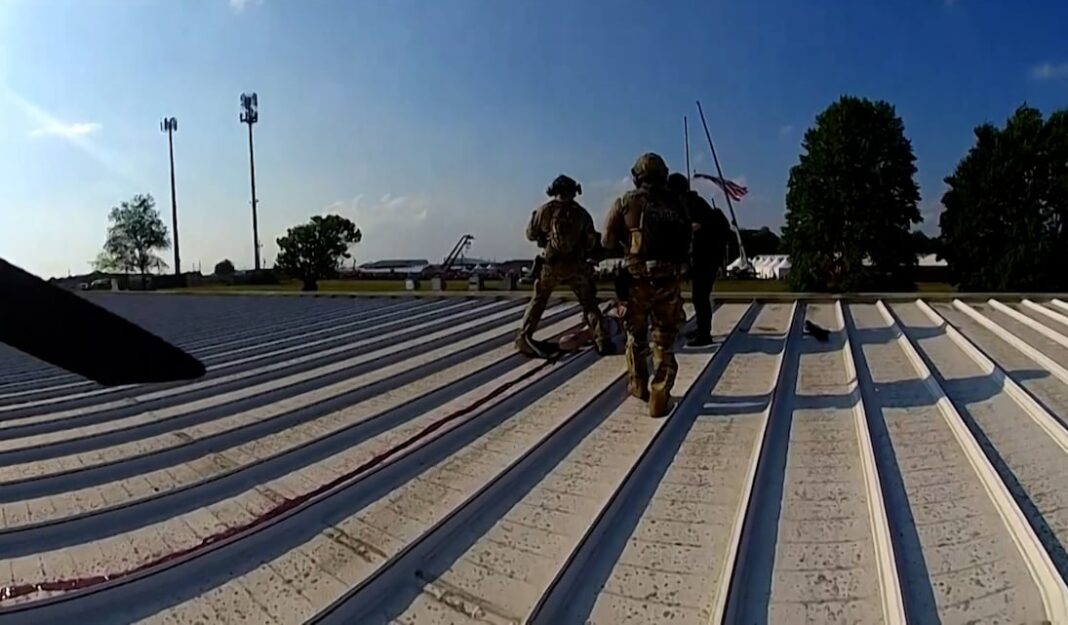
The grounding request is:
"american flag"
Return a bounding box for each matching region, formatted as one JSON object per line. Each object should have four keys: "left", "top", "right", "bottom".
{"left": 694, "top": 172, "right": 748, "bottom": 202}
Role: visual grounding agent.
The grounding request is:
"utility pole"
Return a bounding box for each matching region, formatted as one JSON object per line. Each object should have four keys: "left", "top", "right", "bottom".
{"left": 160, "top": 117, "right": 180, "bottom": 275}
{"left": 240, "top": 93, "right": 261, "bottom": 271}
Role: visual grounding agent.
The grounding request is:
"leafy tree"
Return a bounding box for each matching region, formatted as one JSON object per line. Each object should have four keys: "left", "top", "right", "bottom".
{"left": 940, "top": 105, "right": 1068, "bottom": 291}
{"left": 275, "top": 214, "right": 362, "bottom": 291}
{"left": 910, "top": 230, "right": 939, "bottom": 256}
{"left": 214, "top": 259, "right": 236, "bottom": 276}
{"left": 92, "top": 251, "right": 126, "bottom": 273}
{"left": 727, "top": 226, "right": 782, "bottom": 260}
{"left": 94, "top": 194, "right": 171, "bottom": 278}
{"left": 782, "top": 96, "right": 922, "bottom": 291}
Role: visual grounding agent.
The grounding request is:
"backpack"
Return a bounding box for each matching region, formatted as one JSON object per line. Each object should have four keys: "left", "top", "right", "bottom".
{"left": 546, "top": 200, "right": 586, "bottom": 260}
{"left": 631, "top": 189, "right": 691, "bottom": 264}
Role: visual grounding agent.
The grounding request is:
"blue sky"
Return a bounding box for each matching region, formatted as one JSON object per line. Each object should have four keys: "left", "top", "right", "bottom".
{"left": 1, "top": 0, "right": 1066, "bottom": 278}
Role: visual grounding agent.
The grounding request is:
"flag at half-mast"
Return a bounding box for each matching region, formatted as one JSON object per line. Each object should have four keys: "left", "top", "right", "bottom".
{"left": 694, "top": 172, "right": 748, "bottom": 202}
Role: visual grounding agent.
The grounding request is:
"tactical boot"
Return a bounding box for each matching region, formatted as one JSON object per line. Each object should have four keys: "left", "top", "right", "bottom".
{"left": 628, "top": 378, "right": 650, "bottom": 402}
{"left": 649, "top": 389, "right": 674, "bottom": 418}
{"left": 687, "top": 333, "right": 714, "bottom": 348}
{"left": 516, "top": 335, "right": 548, "bottom": 358}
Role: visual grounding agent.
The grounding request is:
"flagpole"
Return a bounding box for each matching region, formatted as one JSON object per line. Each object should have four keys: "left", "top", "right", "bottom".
{"left": 696, "top": 99, "right": 748, "bottom": 268}
{"left": 684, "top": 116, "right": 691, "bottom": 180}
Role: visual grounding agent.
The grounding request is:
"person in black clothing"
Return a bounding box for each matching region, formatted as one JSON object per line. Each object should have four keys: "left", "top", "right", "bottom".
{"left": 667, "top": 173, "right": 730, "bottom": 347}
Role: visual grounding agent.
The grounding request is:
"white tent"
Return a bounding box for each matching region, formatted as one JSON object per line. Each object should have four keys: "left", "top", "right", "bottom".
{"left": 729, "top": 254, "right": 791, "bottom": 279}
{"left": 917, "top": 253, "right": 947, "bottom": 267}
{"left": 728, "top": 252, "right": 948, "bottom": 279}
{"left": 755, "top": 255, "right": 790, "bottom": 279}
{"left": 763, "top": 256, "right": 791, "bottom": 279}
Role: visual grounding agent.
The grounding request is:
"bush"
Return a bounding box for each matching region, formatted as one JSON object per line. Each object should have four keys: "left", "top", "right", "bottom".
{"left": 214, "top": 259, "right": 236, "bottom": 276}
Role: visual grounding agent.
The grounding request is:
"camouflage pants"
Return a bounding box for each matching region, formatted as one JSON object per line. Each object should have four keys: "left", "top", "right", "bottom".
{"left": 519, "top": 263, "right": 607, "bottom": 343}
{"left": 623, "top": 276, "right": 685, "bottom": 397}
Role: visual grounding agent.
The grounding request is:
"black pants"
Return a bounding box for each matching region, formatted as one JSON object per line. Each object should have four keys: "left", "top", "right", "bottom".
{"left": 692, "top": 272, "right": 715, "bottom": 337}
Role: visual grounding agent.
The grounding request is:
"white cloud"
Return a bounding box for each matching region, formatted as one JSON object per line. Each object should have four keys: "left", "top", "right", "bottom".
{"left": 323, "top": 193, "right": 430, "bottom": 231}
{"left": 29, "top": 121, "right": 101, "bottom": 139}
{"left": 778, "top": 125, "right": 794, "bottom": 137}
{"left": 919, "top": 199, "right": 944, "bottom": 226}
{"left": 920, "top": 181, "right": 951, "bottom": 222}
{"left": 6, "top": 91, "right": 139, "bottom": 181}
{"left": 588, "top": 176, "right": 632, "bottom": 194}
{"left": 229, "top": 0, "right": 263, "bottom": 14}
{"left": 1031, "top": 62, "right": 1068, "bottom": 80}
{"left": 317, "top": 193, "right": 432, "bottom": 265}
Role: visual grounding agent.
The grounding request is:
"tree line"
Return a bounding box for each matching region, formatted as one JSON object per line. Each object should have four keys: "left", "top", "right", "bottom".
{"left": 93, "top": 96, "right": 1067, "bottom": 293}
{"left": 93, "top": 195, "right": 361, "bottom": 291}
{"left": 784, "top": 96, "right": 1068, "bottom": 292}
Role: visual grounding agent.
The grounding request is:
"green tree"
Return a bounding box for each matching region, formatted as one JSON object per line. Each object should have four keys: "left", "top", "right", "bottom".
{"left": 94, "top": 194, "right": 171, "bottom": 278}
{"left": 275, "top": 214, "right": 362, "bottom": 291}
{"left": 92, "top": 250, "right": 127, "bottom": 273}
{"left": 782, "top": 96, "right": 922, "bottom": 291}
{"left": 214, "top": 259, "right": 236, "bottom": 276}
{"left": 910, "top": 230, "right": 939, "bottom": 256}
{"left": 940, "top": 105, "right": 1068, "bottom": 291}
{"left": 727, "top": 227, "right": 782, "bottom": 260}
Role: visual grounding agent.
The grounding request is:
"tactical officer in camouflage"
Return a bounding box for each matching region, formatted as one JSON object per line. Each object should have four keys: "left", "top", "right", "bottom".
{"left": 517, "top": 174, "right": 613, "bottom": 357}
{"left": 603, "top": 154, "right": 690, "bottom": 417}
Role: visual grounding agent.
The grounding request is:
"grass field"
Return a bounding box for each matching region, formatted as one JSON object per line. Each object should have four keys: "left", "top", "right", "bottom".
{"left": 177, "top": 278, "right": 956, "bottom": 294}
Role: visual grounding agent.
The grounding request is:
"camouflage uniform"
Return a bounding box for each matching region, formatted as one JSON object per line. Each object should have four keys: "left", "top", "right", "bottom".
{"left": 517, "top": 175, "right": 610, "bottom": 355}
{"left": 603, "top": 154, "right": 689, "bottom": 417}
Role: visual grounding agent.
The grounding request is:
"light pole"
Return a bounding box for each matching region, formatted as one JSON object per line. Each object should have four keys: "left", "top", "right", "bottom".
{"left": 160, "top": 117, "right": 180, "bottom": 275}
{"left": 240, "top": 93, "right": 261, "bottom": 271}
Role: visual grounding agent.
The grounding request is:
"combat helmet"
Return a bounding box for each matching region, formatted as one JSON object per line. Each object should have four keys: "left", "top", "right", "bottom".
{"left": 631, "top": 153, "right": 669, "bottom": 186}
{"left": 546, "top": 174, "right": 582, "bottom": 197}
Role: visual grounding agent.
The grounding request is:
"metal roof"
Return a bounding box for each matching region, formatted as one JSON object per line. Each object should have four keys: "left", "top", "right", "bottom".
{"left": 2, "top": 294, "right": 1068, "bottom": 623}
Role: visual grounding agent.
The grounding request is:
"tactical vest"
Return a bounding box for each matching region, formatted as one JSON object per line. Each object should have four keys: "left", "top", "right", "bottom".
{"left": 624, "top": 188, "right": 689, "bottom": 278}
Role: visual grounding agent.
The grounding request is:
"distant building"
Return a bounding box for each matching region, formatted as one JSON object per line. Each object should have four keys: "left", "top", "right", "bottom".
{"left": 49, "top": 271, "right": 112, "bottom": 291}
{"left": 356, "top": 259, "right": 430, "bottom": 276}
{"left": 497, "top": 260, "right": 535, "bottom": 275}
{"left": 449, "top": 257, "right": 495, "bottom": 271}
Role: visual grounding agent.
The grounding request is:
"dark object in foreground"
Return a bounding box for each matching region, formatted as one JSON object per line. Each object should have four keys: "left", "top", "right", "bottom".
{"left": 804, "top": 319, "right": 830, "bottom": 342}
{"left": 516, "top": 335, "right": 563, "bottom": 360}
{"left": 687, "top": 333, "right": 715, "bottom": 348}
{"left": 0, "top": 258, "right": 206, "bottom": 385}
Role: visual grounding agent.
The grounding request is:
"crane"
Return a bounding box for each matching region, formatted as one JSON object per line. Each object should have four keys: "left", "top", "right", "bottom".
{"left": 441, "top": 234, "right": 474, "bottom": 273}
